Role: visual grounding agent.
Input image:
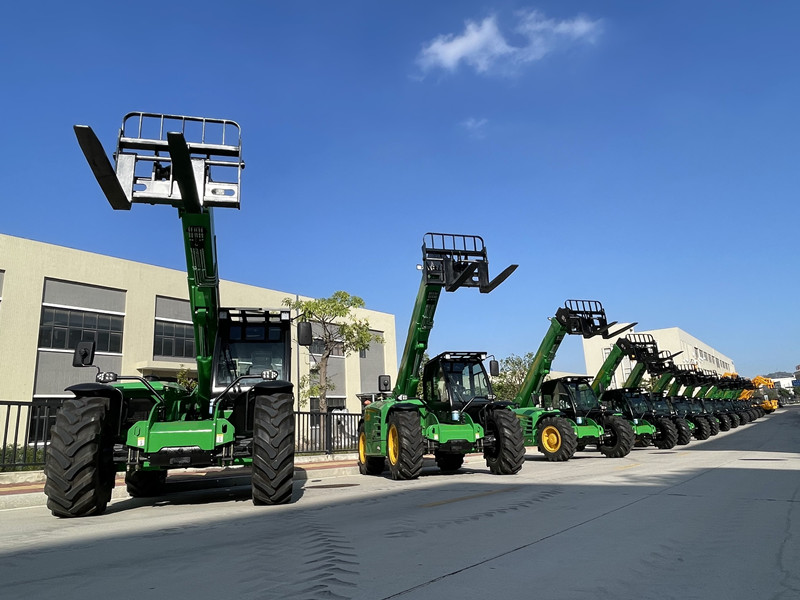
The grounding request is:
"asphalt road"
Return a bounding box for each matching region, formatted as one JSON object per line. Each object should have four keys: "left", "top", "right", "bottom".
{"left": 2, "top": 407, "right": 798, "bottom": 600}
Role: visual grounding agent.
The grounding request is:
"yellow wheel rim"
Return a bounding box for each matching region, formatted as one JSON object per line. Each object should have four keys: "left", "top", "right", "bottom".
{"left": 358, "top": 431, "right": 368, "bottom": 464}
{"left": 541, "top": 425, "right": 562, "bottom": 453}
{"left": 388, "top": 424, "right": 400, "bottom": 465}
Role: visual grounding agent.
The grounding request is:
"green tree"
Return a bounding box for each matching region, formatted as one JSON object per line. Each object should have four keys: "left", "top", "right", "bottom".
{"left": 283, "top": 291, "right": 383, "bottom": 414}
{"left": 491, "top": 352, "right": 536, "bottom": 401}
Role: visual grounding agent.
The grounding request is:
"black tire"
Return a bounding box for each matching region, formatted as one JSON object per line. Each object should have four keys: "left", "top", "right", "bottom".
{"left": 386, "top": 411, "right": 424, "bottom": 480}
{"left": 44, "top": 397, "right": 116, "bottom": 518}
{"left": 737, "top": 411, "right": 750, "bottom": 424}
{"left": 125, "top": 469, "right": 167, "bottom": 498}
{"left": 653, "top": 418, "right": 678, "bottom": 449}
{"left": 692, "top": 417, "right": 710, "bottom": 440}
{"left": 599, "top": 415, "right": 635, "bottom": 458}
{"left": 436, "top": 451, "right": 465, "bottom": 473}
{"left": 707, "top": 416, "right": 720, "bottom": 436}
{"left": 484, "top": 408, "right": 525, "bottom": 475}
{"left": 252, "top": 392, "right": 295, "bottom": 505}
{"left": 674, "top": 418, "right": 692, "bottom": 445}
{"left": 536, "top": 416, "right": 577, "bottom": 462}
{"left": 729, "top": 413, "right": 740, "bottom": 428}
{"left": 717, "top": 414, "right": 731, "bottom": 431}
{"left": 358, "top": 422, "right": 385, "bottom": 475}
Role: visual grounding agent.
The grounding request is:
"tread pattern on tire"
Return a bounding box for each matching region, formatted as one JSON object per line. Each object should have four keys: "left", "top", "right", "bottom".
{"left": 484, "top": 408, "right": 525, "bottom": 474}
{"left": 252, "top": 392, "right": 295, "bottom": 505}
{"left": 717, "top": 414, "right": 731, "bottom": 431}
{"left": 387, "top": 411, "right": 424, "bottom": 480}
{"left": 692, "top": 416, "right": 711, "bottom": 440}
{"left": 653, "top": 418, "right": 678, "bottom": 449}
{"left": 674, "top": 418, "right": 692, "bottom": 445}
{"left": 707, "top": 415, "right": 720, "bottom": 436}
{"left": 536, "top": 416, "right": 577, "bottom": 462}
{"left": 44, "top": 397, "right": 116, "bottom": 518}
{"left": 599, "top": 415, "right": 635, "bottom": 458}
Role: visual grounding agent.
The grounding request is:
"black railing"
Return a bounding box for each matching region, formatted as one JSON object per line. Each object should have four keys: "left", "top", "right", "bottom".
{"left": 0, "top": 399, "right": 360, "bottom": 471}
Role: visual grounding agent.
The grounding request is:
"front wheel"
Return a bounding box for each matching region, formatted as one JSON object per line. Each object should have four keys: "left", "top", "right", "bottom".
{"left": 358, "top": 422, "right": 385, "bottom": 475}
{"left": 484, "top": 409, "right": 525, "bottom": 475}
{"left": 252, "top": 392, "right": 295, "bottom": 505}
{"left": 717, "top": 414, "right": 731, "bottom": 431}
{"left": 44, "top": 397, "right": 116, "bottom": 518}
{"left": 599, "top": 416, "right": 634, "bottom": 458}
{"left": 536, "top": 416, "right": 577, "bottom": 462}
{"left": 386, "top": 411, "right": 424, "bottom": 480}
{"left": 692, "top": 417, "right": 710, "bottom": 440}
{"left": 707, "top": 416, "right": 720, "bottom": 436}
{"left": 674, "top": 418, "right": 692, "bottom": 445}
{"left": 653, "top": 418, "right": 678, "bottom": 449}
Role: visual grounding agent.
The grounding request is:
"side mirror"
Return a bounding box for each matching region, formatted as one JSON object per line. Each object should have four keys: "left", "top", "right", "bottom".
{"left": 297, "top": 321, "right": 312, "bottom": 347}
{"left": 378, "top": 375, "right": 392, "bottom": 393}
{"left": 489, "top": 359, "right": 499, "bottom": 377}
{"left": 73, "top": 341, "right": 96, "bottom": 367}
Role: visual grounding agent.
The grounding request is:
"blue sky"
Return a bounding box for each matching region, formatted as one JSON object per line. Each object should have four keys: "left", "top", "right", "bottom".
{"left": 1, "top": 2, "right": 797, "bottom": 377}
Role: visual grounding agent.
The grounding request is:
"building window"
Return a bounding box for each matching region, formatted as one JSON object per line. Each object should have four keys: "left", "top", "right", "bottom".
{"left": 154, "top": 320, "right": 195, "bottom": 359}
{"left": 359, "top": 348, "right": 367, "bottom": 359}
{"left": 38, "top": 306, "right": 124, "bottom": 353}
{"left": 310, "top": 338, "right": 344, "bottom": 357}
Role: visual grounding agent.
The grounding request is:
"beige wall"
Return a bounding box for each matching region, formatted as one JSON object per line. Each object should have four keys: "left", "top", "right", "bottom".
{"left": 0, "top": 234, "right": 396, "bottom": 412}
{"left": 582, "top": 325, "right": 735, "bottom": 391}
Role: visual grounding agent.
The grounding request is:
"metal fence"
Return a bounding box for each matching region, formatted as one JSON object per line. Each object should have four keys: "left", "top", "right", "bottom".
{"left": 0, "top": 399, "right": 360, "bottom": 471}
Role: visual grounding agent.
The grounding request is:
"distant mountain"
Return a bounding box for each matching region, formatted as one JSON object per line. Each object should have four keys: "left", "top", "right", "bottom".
{"left": 766, "top": 371, "right": 793, "bottom": 378}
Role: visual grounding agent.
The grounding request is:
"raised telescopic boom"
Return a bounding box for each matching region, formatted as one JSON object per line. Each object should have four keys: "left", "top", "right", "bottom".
{"left": 393, "top": 233, "right": 517, "bottom": 399}
{"left": 514, "top": 300, "right": 635, "bottom": 407}
{"left": 590, "top": 333, "right": 682, "bottom": 395}
{"left": 74, "top": 112, "right": 245, "bottom": 409}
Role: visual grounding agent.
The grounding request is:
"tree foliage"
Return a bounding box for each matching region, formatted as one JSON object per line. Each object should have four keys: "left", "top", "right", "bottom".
{"left": 283, "top": 291, "right": 383, "bottom": 413}
{"left": 491, "top": 352, "right": 536, "bottom": 401}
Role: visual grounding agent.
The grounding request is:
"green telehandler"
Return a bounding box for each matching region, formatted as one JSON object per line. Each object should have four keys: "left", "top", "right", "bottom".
{"left": 510, "top": 300, "right": 636, "bottom": 461}
{"left": 43, "top": 112, "right": 311, "bottom": 517}
{"left": 590, "top": 334, "right": 681, "bottom": 449}
{"left": 357, "top": 233, "right": 526, "bottom": 479}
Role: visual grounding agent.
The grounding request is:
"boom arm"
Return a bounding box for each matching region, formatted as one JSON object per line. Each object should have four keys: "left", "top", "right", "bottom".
{"left": 591, "top": 333, "right": 676, "bottom": 394}
{"left": 515, "top": 300, "right": 635, "bottom": 407}
{"left": 393, "top": 233, "right": 517, "bottom": 399}
{"left": 74, "top": 112, "right": 244, "bottom": 408}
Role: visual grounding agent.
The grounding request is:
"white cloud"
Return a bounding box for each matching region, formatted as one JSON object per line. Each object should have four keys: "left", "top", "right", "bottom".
{"left": 417, "top": 9, "right": 602, "bottom": 76}
{"left": 461, "top": 117, "right": 488, "bottom": 139}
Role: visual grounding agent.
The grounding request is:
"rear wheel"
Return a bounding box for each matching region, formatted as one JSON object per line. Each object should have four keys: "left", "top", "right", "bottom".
{"left": 653, "top": 418, "right": 678, "bottom": 449}
{"left": 252, "top": 392, "right": 295, "bottom": 505}
{"left": 692, "top": 417, "right": 710, "bottom": 440}
{"left": 436, "top": 451, "right": 465, "bottom": 473}
{"left": 387, "top": 411, "right": 424, "bottom": 480}
{"left": 125, "top": 469, "right": 167, "bottom": 497}
{"left": 358, "top": 422, "right": 385, "bottom": 475}
{"left": 675, "top": 418, "right": 692, "bottom": 445}
{"left": 44, "top": 397, "right": 116, "bottom": 518}
{"left": 707, "top": 416, "right": 720, "bottom": 436}
{"left": 484, "top": 408, "right": 525, "bottom": 475}
{"left": 599, "top": 416, "right": 635, "bottom": 458}
{"left": 536, "top": 416, "right": 577, "bottom": 462}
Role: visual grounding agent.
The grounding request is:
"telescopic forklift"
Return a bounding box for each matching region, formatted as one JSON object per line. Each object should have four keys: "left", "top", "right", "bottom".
{"left": 664, "top": 365, "right": 715, "bottom": 439}
{"left": 357, "top": 233, "right": 525, "bottom": 479}
{"left": 510, "top": 301, "right": 636, "bottom": 461}
{"left": 644, "top": 358, "right": 694, "bottom": 445}
{"left": 752, "top": 376, "right": 776, "bottom": 414}
{"left": 43, "top": 113, "right": 311, "bottom": 517}
{"left": 590, "top": 334, "right": 681, "bottom": 449}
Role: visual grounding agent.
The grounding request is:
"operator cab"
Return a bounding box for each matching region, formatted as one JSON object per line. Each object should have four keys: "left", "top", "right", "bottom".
{"left": 422, "top": 351, "right": 494, "bottom": 419}
{"left": 212, "top": 309, "right": 294, "bottom": 394}
{"left": 601, "top": 388, "right": 651, "bottom": 420}
{"left": 541, "top": 376, "right": 603, "bottom": 418}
